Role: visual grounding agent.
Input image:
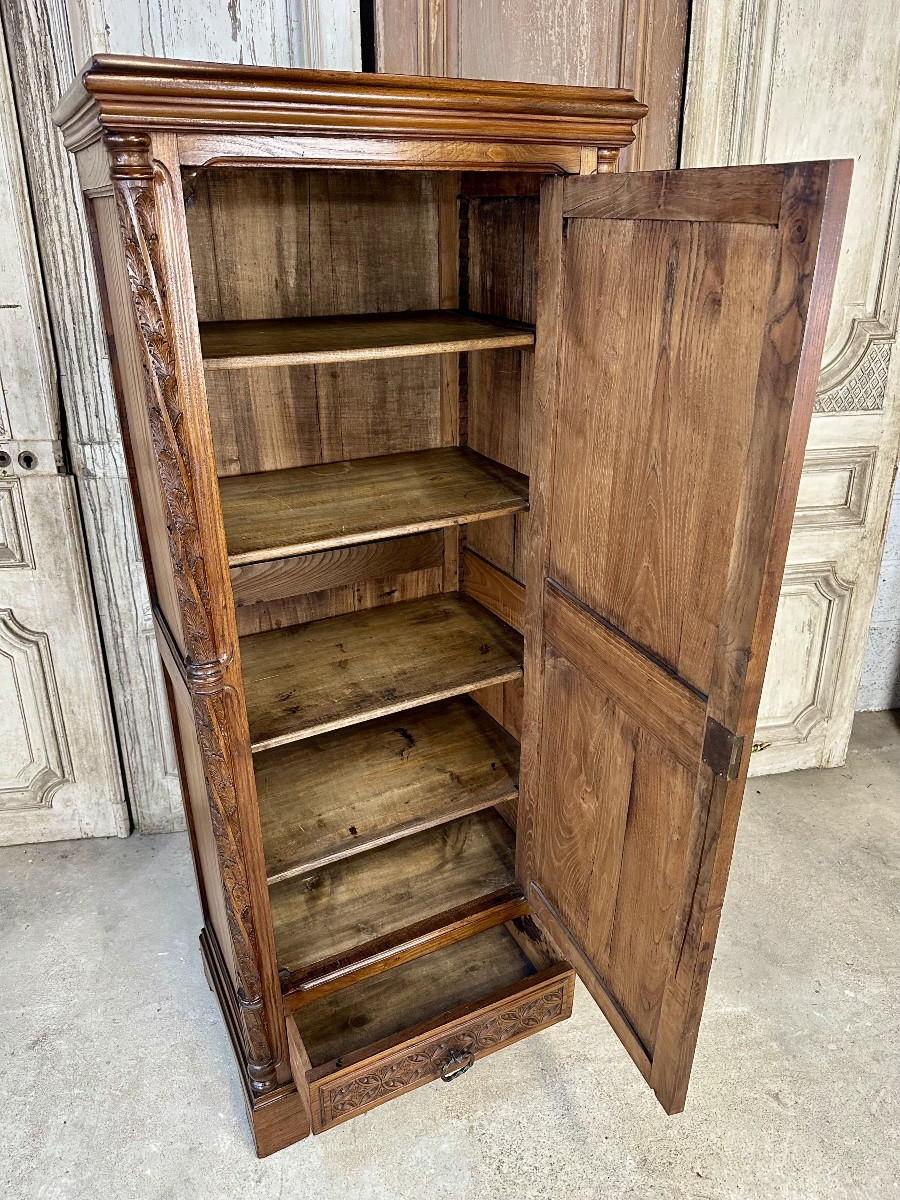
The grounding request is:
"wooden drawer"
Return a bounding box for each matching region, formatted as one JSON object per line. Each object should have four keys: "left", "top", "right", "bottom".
{"left": 286, "top": 922, "right": 575, "bottom": 1133}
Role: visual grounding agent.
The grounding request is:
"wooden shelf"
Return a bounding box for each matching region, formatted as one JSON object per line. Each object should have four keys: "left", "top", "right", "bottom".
{"left": 221, "top": 447, "right": 529, "bottom": 566}
{"left": 256, "top": 695, "right": 520, "bottom": 883}
{"left": 240, "top": 594, "right": 524, "bottom": 752}
{"left": 269, "top": 808, "right": 517, "bottom": 976}
{"left": 199, "top": 309, "right": 535, "bottom": 370}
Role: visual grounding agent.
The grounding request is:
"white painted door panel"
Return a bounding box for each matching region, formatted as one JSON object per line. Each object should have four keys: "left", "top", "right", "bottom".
{"left": 0, "top": 27, "right": 127, "bottom": 844}
{"left": 61, "top": 0, "right": 359, "bottom": 72}
{"left": 1, "top": 0, "right": 360, "bottom": 832}
{"left": 0, "top": 476, "right": 127, "bottom": 841}
{"left": 683, "top": 0, "right": 900, "bottom": 772}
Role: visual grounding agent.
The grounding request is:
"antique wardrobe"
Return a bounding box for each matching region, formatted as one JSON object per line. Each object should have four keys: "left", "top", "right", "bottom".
{"left": 54, "top": 57, "right": 850, "bottom": 1156}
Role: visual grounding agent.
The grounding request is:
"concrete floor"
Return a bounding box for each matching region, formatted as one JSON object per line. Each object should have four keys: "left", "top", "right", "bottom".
{"left": 2, "top": 712, "right": 899, "bottom": 1200}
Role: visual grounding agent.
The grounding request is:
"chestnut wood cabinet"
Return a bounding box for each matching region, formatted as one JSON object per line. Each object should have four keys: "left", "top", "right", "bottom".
{"left": 53, "top": 57, "right": 850, "bottom": 1157}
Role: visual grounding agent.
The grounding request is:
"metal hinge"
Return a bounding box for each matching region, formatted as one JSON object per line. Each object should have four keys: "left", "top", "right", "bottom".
{"left": 702, "top": 716, "right": 745, "bottom": 782}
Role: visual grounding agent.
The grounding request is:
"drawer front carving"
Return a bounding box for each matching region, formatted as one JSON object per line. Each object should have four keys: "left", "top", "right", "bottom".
{"left": 309, "top": 968, "right": 574, "bottom": 1131}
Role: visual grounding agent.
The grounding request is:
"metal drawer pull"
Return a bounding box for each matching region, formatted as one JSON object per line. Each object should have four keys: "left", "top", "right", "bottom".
{"left": 440, "top": 1048, "right": 474, "bottom": 1082}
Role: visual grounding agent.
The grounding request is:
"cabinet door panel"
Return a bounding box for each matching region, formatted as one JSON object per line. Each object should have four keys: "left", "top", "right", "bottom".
{"left": 520, "top": 162, "right": 851, "bottom": 1112}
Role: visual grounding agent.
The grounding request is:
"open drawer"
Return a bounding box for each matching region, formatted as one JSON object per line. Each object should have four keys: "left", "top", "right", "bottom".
{"left": 286, "top": 920, "right": 575, "bottom": 1132}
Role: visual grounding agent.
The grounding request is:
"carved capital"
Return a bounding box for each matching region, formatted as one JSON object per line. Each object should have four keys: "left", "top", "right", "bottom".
{"left": 104, "top": 132, "right": 154, "bottom": 180}
{"left": 112, "top": 164, "right": 277, "bottom": 1093}
{"left": 185, "top": 654, "right": 232, "bottom": 695}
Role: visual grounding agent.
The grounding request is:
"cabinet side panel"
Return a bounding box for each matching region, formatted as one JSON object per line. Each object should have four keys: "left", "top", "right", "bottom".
{"left": 91, "top": 193, "right": 186, "bottom": 651}
{"left": 465, "top": 195, "right": 537, "bottom": 735}
{"left": 171, "top": 682, "right": 238, "bottom": 979}
{"left": 466, "top": 195, "right": 538, "bottom": 588}
{"left": 466, "top": 195, "right": 539, "bottom": 476}
{"left": 103, "top": 131, "right": 290, "bottom": 1091}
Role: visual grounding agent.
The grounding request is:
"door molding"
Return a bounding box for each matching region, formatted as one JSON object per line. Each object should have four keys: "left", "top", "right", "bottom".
{"left": 683, "top": 0, "right": 900, "bottom": 771}
{"left": 754, "top": 563, "right": 854, "bottom": 745}
{"left": 0, "top": 607, "right": 73, "bottom": 810}
{"left": 0, "top": 480, "right": 34, "bottom": 568}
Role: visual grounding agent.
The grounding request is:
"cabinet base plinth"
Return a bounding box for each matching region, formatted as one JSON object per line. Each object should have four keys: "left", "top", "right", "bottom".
{"left": 248, "top": 1083, "right": 312, "bottom": 1157}
{"left": 199, "top": 925, "right": 311, "bottom": 1156}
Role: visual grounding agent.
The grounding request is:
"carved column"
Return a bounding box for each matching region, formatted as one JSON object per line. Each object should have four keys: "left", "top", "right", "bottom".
{"left": 105, "top": 131, "right": 278, "bottom": 1094}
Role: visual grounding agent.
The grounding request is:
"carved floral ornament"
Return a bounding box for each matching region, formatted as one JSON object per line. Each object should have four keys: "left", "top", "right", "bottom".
{"left": 106, "top": 132, "right": 277, "bottom": 1093}
{"left": 319, "top": 984, "right": 569, "bottom": 1125}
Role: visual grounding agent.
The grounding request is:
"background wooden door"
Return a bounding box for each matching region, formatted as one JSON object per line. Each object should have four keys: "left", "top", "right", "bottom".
{"left": 0, "top": 0, "right": 360, "bottom": 836}
{"left": 520, "top": 162, "right": 849, "bottom": 1112}
{"left": 0, "top": 29, "right": 127, "bottom": 844}
{"left": 373, "top": 0, "right": 689, "bottom": 171}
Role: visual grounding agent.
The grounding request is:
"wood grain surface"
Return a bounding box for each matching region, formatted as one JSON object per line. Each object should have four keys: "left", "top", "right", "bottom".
{"left": 255, "top": 695, "right": 519, "bottom": 882}
{"left": 465, "top": 194, "right": 539, "bottom": 589}
{"left": 294, "top": 954, "right": 574, "bottom": 1132}
{"left": 461, "top": 549, "right": 526, "bottom": 633}
{"left": 220, "top": 447, "right": 528, "bottom": 564}
{"left": 269, "top": 809, "right": 516, "bottom": 971}
{"left": 562, "top": 164, "right": 786, "bottom": 224}
{"left": 548, "top": 209, "right": 778, "bottom": 695}
{"left": 240, "top": 593, "right": 524, "bottom": 750}
{"left": 229, "top": 532, "right": 444, "bottom": 607}
{"left": 519, "top": 162, "right": 850, "bottom": 1115}
{"left": 233, "top": 560, "right": 443, "bottom": 638}
{"left": 201, "top": 309, "right": 534, "bottom": 369}
{"left": 295, "top": 922, "right": 539, "bottom": 1067}
{"left": 54, "top": 55, "right": 647, "bottom": 155}
{"left": 281, "top": 888, "right": 528, "bottom": 1009}
{"left": 189, "top": 170, "right": 446, "bottom": 478}
{"left": 542, "top": 581, "right": 706, "bottom": 772}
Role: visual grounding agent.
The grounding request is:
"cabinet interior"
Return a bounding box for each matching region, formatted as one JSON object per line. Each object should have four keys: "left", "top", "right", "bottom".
{"left": 183, "top": 166, "right": 550, "bottom": 1064}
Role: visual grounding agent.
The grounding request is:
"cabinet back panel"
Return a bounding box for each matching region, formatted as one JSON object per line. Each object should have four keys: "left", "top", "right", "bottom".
{"left": 186, "top": 169, "right": 446, "bottom": 475}
{"left": 204, "top": 357, "right": 442, "bottom": 476}
{"left": 234, "top": 563, "right": 443, "bottom": 636}
{"left": 187, "top": 169, "right": 443, "bottom": 321}
{"left": 270, "top": 809, "right": 517, "bottom": 973}
{"left": 231, "top": 532, "right": 445, "bottom": 636}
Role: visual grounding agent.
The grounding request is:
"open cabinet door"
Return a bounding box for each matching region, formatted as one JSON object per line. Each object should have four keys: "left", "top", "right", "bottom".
{"left": 519, "top": 162, "right": 851, "bottom": 1114}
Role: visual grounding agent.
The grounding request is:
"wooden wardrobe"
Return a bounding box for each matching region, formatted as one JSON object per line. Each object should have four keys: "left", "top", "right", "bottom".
{"left": 54, "top": 57, "right": 850, "bottom": 1157}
